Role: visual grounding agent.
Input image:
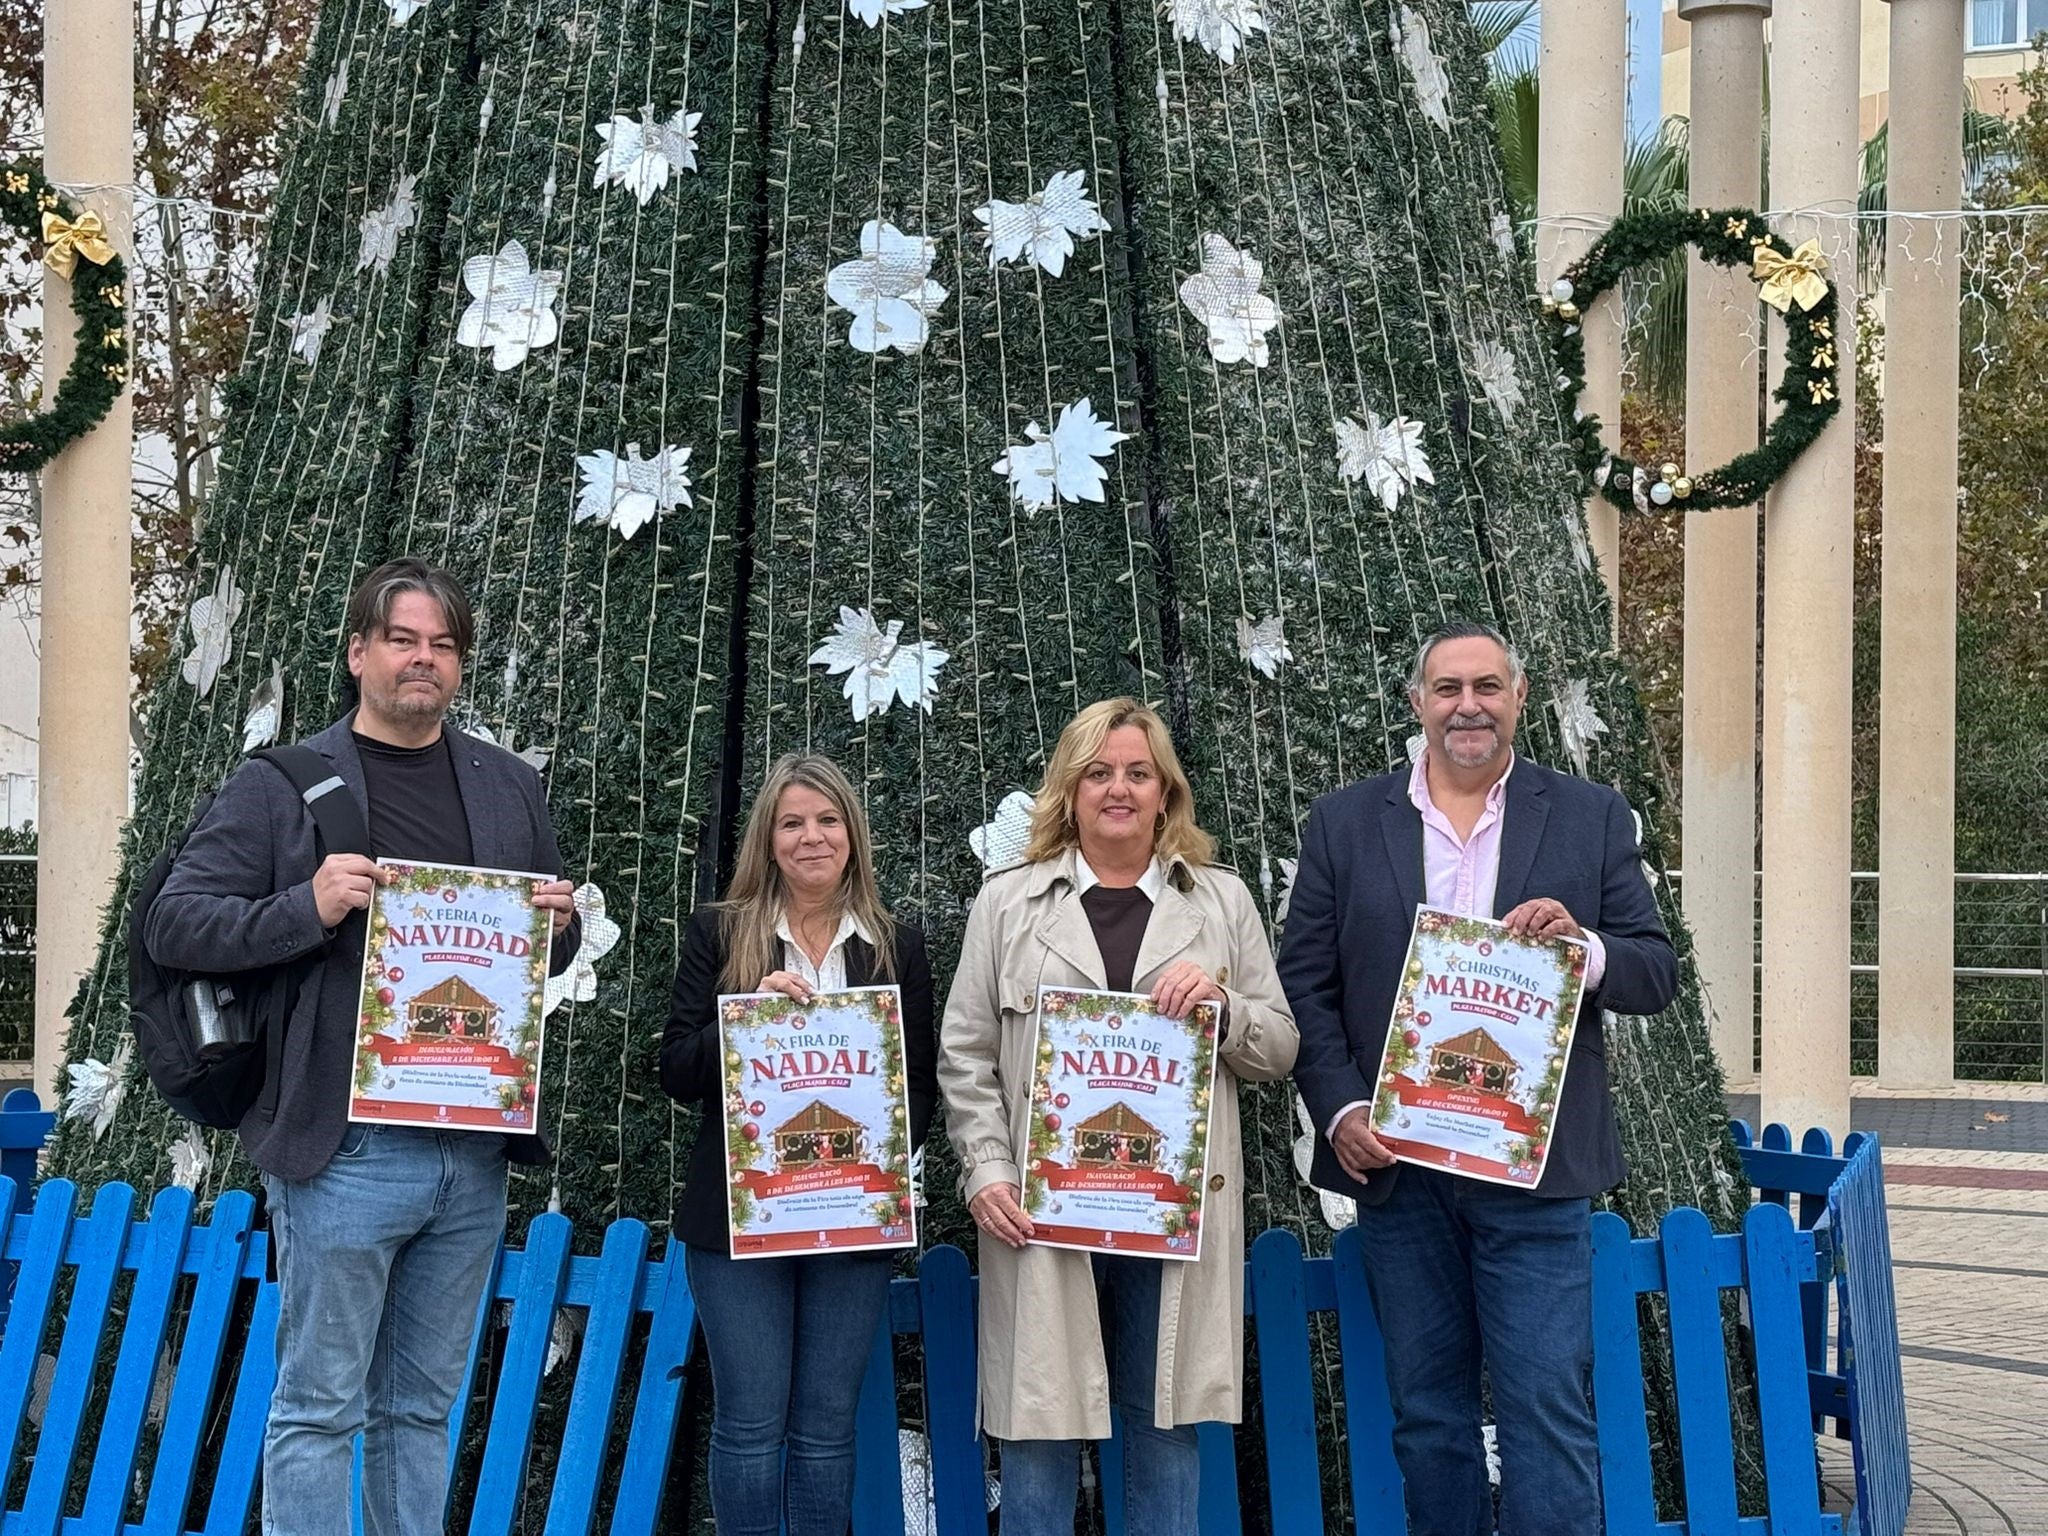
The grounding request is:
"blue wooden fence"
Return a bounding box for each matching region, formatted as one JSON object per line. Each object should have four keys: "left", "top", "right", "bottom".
{"left": 0, "top": 1102, "right": 1904, "bottom": 1534}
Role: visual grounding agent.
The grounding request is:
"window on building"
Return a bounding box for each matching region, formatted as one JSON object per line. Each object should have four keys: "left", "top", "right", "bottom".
{"left": 1971, "top": 0, "right": 2048, "bottom": 49}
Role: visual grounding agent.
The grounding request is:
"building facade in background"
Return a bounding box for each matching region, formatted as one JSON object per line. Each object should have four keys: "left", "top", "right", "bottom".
{"left": 1662, "top": 0, "right": 2041, "bottom": 136}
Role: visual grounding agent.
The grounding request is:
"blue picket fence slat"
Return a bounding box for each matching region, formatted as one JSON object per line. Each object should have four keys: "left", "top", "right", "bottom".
{"left": 0, "top": 1109, "right": 1904, "bottom": 1536}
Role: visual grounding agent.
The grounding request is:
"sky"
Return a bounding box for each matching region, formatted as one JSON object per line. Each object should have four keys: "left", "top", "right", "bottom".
{"left": 1508, "top": 1, "right": 1667, "bottom": 139}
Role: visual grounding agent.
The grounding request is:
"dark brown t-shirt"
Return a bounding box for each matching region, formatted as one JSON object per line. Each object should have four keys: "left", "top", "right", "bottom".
{"left": 1079, "top": 883, "right": 1153, "bottom": 992}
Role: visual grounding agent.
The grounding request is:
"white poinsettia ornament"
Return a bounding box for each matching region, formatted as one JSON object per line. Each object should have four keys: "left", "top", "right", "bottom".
{"left": 242, "top": 662, "right": 284, "bottom": 752}
{"left": 1406, "top": 731, "right": 1427, "bottom": 765}
{"left": 168, "top": 1128, "right": 212, "bottom": 1191}
{"left": 969, "top": 791, "right": 1036, "bottom": 871}
{"left": 1467, "top": 338, "right": 1526, "bottom": 422}
{"left": 386, "top": 0, "right": 428, "bottom": 25}
{"left": 592, "top": 105, "right": 702, "bottom": 205}
{"left": 285, "top": 296, "right": 334, "bottom": 367}
{"left": 808, "top": 606, "right": 949, "bottom": 722}
{"left": 544, "top": 883, "right": 621, "bottom": 1018}
{"left": 466, "top": 720, "right": 551, "bottom": 773}
{"left": 357, "top": 173, "right": 420, "bottom": 276}
{"left": 456, "top": 240, "right": 563, "bottom": 371}
{"left": 573, "top": 442, "right": 693, "bottom": 538}
{"left": 1235, "top": 614, "right": 1292, "bottom": 679}
{"left": 1291, "top": 1095, "right": 1357, "bottom": 1231}
{"left": 1179, "top": 235, "right": 1279, "bottom": 367}
{"left": 1261, "top": 854, "right": 1299, "bottom": 924}
{"left": 846, "top": 0, "right": 925, "bottom": 24}
{"left": 1553, "top": 678, "right": 1609, "bottom": 775}
{"left": 991, "top": 398, "right": 1129, "bottom": 513}
{"left": 1394, "top": 5, "right": 1452, "bottom": 131}
{"left": 1490, "top": 211, "right": 1516, "bottom": 261}
{"left": 827, "top": 221, "right": 948, "bottom": 356}
{"left": 65, "top": 1039, "right": 132, "bottom": 1143}
{"left": 974, "top": 170, "right": 1109, "bottom": 277}
{"left": 1334, "top": 412, "right": 1434, "bottom": 511}
{"left": 182, "top": 569, "right": 245, "bottom": 698}
{"left": 320, "top": 60, "right": 349, "bottom": 129}
{"left": 1167, "top": 0, "right": 1266, "bottom": 65}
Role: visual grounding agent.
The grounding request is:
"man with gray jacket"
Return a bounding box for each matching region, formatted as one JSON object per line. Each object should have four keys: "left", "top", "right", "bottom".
{"left": 146, "top": 558, "right": 580, "bottom": 1536}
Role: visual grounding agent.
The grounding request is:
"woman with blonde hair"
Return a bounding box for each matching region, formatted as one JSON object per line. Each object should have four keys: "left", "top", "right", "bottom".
{"left": 659, "top": 753, "right": 936, "bottom": 1536}
{"left": 938, "top": 698, "right": 1299, "bottom": 1534}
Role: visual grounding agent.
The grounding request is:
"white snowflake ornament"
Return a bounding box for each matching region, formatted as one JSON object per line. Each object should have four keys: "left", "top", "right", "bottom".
{"left": 358, "top": 173, "right": 420, "bottom": 276}
{"left": 846, "top": 0, "right": 926, "bottom": 24}
{"left": 320, "top": 60, "right": 349, "bottom": 129}
{"left": 1290, "top": 1095, "right": 1357, "bottom": 1231}
{"left": 592, "top": 105, "right": 702, "bottom": 205}
{"left": 1467, "top": 339, "right": 1527, "bottom": 423}
{"left": 808, "top": 607, "right": 949, "bottom": 722}
{"left": 386, "top": 0, "right": 428, "bottom": 25}
{"left": 1335, "top": 412, "right": 1435, "bottom": 511}
{"left": 1490, "top": 211, "right": 1516, "bottom": 261}
{"left": 456, "top": 240, "right": 563, "bottom": 371}
{"left": 243, "top": 662, "right": 284, "bottom": 752}
{"left": 974, "top": 170, "right": 1109, "bottom": 277}
{"left": 168, "top": 1128, "right": 212, "bottom": 1191}
{"left": 1394, "top": 6, "right": 1452, "bottom": 131}
{"left": 1562, "top": 509, "right": 1593, "bottom": 573}
{"left": 969, "top": 791, "right": 1036, "bottom": 871}
{"left": 574, "top": 443, "right": 693, "bottom": 538}
{"left": 1235, "top": 614, "right": 1292, "bottom": 679}
{"left": 285, "top": 296, "right": 334, "bottom": 367}
{"left": 1405, "top": 731, "right": 1427, "bottom": 765}
{"left": 1262, "top": 855, "right": 1298, "bottom": 924}
{"left": 1553, "top": 678, "right": 1609, "bottom": 775}
{"left": 1179, "top": 235, "right": 1279, "bottom": 368}
{"left": 181, "top": 569, "right": 245, "bottom": 698}
{"left": 466, "top": 721, "right": 551, "bottom": 774}
{"left": 827, "top": 221, "right": 948, "bottom": 356}
{"left": 991, "top": 398, "right": 1129, "bottom": 513}
{"left": 64, "top": 1039, "right": 132, "bottom": 1143}
{"left": 1166, "top": 0, "right": 1266, "bottom": 65}
{"left": 544, "top": 883, "right": 621, "bottom": 1018}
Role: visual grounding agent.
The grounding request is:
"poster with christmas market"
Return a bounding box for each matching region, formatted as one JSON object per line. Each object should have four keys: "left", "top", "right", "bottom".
{"left": 718, "top": 986, "right": 916, "bottom": 1258}
{"left": 1372, "top": 907, "right": 1589, "bottom": 1187}
{"left": 350, "top": 862, "right": 554, "bottom": 1133}
{"left": 1022, "top": 986, "right": 1220, "bottom": 1261}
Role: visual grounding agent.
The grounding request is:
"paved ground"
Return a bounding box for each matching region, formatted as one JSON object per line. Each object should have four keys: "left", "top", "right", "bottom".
{"left": 1736, "top": 1090, "right": 2048, "bottom": 1535}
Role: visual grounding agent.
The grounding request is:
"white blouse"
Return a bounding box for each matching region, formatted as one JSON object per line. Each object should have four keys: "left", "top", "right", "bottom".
{"left": 774, "top": 910, "right": 873, "bottom": 992}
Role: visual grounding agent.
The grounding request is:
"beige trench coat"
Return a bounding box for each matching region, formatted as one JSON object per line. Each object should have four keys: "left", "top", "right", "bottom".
{"left": 937, "top": 848, "right": 1300, "bottom": 1441}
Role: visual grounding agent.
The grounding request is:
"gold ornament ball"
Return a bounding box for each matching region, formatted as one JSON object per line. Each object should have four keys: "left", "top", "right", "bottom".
{"left": 1659, "top": 462, "right": 1679, "bottom": 481}
{"left": 1557, "top": 302, "right": 1580, "bottom": 321}
{"left": 1673, "top": 476, "right": 1693, "bottom": 499}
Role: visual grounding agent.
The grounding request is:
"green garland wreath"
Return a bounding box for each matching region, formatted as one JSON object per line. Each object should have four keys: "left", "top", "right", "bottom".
{"left": 1, "top": 158, "right": 128, "bottom": 477}
{"left": 1544, "top": 206, "right": 1841, "bottom": 514}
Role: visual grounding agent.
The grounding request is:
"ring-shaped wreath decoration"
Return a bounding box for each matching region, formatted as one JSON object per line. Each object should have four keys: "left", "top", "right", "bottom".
{"left": 1, "top": 158, "right": 129, "bottom": 478}
{"left": 1543, "top": 206, "right": 1840, "bottom": 514}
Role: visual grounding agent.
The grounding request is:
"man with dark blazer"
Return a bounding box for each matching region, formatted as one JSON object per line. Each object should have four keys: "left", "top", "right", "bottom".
{"left": 146, "top": 559, "right": 581, "bottom": 1536}
{"left": 1277, "top": 620, "right": 1677, "bottom": 1536}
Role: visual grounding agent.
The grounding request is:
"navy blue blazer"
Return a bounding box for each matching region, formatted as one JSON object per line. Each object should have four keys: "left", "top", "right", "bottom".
{"left": 1277, "top": 757, "right": 1677, "bottom": 1204}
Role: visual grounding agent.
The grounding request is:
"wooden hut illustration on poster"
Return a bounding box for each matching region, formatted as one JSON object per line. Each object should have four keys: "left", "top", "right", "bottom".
{"left": 406, "top": 975, "right": 500, "bottom": 1040}
{"left": 1073, "top": 1102, "right": 1162, "bottom": 1169}
{"left": 1428, "top": 1027, "right": 1522, "bottom": 1097}
{"left": 772, "top": 1100, "right": 867, "bottom": 1167}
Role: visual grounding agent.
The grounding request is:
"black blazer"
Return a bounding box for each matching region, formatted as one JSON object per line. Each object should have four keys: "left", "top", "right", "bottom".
{"left": 1277, "top": 758, "right": 1678, "bottom": 1204}
{"left": 659, "top": 908, "right": 938, "bottom": 1251}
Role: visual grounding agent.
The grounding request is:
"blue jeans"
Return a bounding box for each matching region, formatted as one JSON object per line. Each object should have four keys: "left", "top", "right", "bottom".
{"left": 1356, "top": 1168, "right": 1600, "bottom": 1536}
{"left": 261, "top": 1124, "right": 508, "bottom": 1536}
{"left": 999, "top": 1255, "right": 1200, "bottom": 1536}
{"left": 685, "top": 1243, "right": 893, "bottom": 1536}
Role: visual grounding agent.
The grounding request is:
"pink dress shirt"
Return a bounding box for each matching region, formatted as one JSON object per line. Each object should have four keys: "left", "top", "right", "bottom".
{"left": 1325, "top": 750, "right": 1606, "bottom": 1137}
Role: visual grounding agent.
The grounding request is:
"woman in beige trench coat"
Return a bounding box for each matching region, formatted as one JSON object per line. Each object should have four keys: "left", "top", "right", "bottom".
{"left": 938, "top": 698, "right": 1299, "bottom": 1535}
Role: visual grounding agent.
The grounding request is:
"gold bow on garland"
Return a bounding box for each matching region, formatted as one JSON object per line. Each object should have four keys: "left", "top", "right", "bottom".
{"left": 1752, "top": 237, "right": 1830, "bottom": 313}
{"left": 42, "top": 209, "right": 116, "bottom": 280}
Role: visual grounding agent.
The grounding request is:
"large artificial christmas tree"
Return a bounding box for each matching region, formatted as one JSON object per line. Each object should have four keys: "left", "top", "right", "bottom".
{"left": 52, "top": 0, "right": 1748, "bottom": 1511}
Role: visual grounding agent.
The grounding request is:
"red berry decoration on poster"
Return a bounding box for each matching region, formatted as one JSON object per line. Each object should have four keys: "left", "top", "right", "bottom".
{"left": 1043, "top": 1112, "right": 1061, "bottom": 1132}
{"left": 1402, "top": 1028, "right": 1421, "bottom": 1048}
{"left": 377, "top": 987, "right": 395, "bottom": 1006}
{"left": 741, "top": 1121, "right": 759, "bottom": 1141}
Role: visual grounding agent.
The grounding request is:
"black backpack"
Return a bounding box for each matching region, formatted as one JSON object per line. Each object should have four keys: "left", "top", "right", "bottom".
{"left": 129, "top": 745, "right": 372, "bottom": 1128}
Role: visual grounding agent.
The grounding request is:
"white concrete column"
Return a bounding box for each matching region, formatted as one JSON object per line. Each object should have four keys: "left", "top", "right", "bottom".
{"left": 36, "top": 0, "right": 134, "bottom": 1101}
{"left": 1876, "top": 1, "right": 1964, "bottom": 1089}
{"left": 1677, "top": 0, "right": 1771, "bottom": 1087}
{"left": 1761, "top": 0, "right": 1861, "bottom": 1141}
{"left": 1536, "top": 0, "right": 1626, "bottom": 602}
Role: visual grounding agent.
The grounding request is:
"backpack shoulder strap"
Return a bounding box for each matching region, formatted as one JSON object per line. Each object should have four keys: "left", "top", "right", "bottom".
{"left": 255, "top": 744, "right": 373, "bottom": 858}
